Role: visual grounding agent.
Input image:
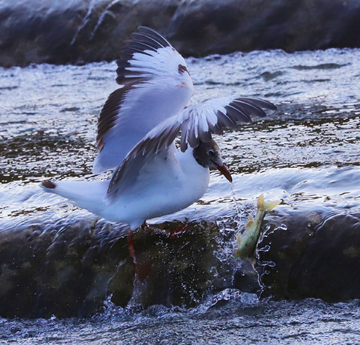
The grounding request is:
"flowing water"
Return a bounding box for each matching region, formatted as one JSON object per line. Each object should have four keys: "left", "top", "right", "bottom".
{"left": 1, "top": 48, "right": 360, "bottom": 343}
{"left": 2, "top": 294, "right": 360, "bottom": 344}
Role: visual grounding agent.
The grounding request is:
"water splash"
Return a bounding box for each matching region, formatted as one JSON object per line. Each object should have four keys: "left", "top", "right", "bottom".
{"left": 190, "top": 289, "right": 259, "bottom": 314}
{"left": 212, "top": 182, "right": 250, "bottom": 263}
{"left": 71, "top": 0, "right": 108, "bottom": 45}
{"left": 90, "top": 0, "right": 122, "bottom": 40}
{"left": 257, "top": 244, "right": 271, "bottom": 253}
{"left": 126, "top": 277, "right": 149, "bottom": 311}
{"left": 230, "top": 182, "right": 245, "bottom": 230}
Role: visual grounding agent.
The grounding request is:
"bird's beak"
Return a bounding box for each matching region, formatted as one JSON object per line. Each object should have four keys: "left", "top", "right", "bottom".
{"left": 214, "top": 162, "right": 232, "bottom": 183}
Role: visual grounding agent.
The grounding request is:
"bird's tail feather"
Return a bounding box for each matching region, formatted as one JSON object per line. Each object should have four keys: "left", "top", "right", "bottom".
{"left": 41, "top": 180, "right": 109, "bottom": 213}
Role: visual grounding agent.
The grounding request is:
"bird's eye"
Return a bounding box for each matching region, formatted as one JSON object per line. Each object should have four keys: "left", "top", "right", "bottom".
{"left": 208, "top": 150, "right": 215, "bottom": 156}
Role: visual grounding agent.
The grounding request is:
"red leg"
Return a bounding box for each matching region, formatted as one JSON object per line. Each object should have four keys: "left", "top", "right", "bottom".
{"left": 168, "top": 223, "right": 189, "bottom": 239}
{"left": 141, "top": 220, "right": 147, "bottom": 230}
{"left": 127, "top": 229, "right": 151, "bottom": 282}
{"left": 127, "top": 230, "right": 136, "bottom": 264}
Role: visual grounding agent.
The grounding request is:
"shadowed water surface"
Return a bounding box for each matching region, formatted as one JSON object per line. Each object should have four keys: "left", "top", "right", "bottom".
{"left": 1, "top": 48, "right": 360, "bottom": 342}
{"left": 2, "top": 295, "right": 360, "bottom": 344}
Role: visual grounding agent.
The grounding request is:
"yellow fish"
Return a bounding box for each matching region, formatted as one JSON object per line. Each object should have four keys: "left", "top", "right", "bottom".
{"left": 235, "top": 194, "right": 280, "bottom": 259}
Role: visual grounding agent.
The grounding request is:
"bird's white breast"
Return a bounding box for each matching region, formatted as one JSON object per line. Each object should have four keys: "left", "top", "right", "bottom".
{"left": 101, "top": 148, "right": 210, "bottom": 229}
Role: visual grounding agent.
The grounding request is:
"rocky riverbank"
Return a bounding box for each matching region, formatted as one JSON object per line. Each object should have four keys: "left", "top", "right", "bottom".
{"left": 1, "top": 0, "right": 360, "bottom": 67}
{"left": 1, "top": 202, "right": 360, "bottom": 318}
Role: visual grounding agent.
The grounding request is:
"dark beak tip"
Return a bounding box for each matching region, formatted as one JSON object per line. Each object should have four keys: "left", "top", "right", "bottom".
{"left": 214, "top": 162, "right": 232, "bottom": 183}
{"left": 224, "top": 172, "right": 233, "bottom": 183}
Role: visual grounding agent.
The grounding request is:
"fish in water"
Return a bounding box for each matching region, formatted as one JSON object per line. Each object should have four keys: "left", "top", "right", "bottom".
{"left": 235, "top": 194, "right": 280, "bottom": 259}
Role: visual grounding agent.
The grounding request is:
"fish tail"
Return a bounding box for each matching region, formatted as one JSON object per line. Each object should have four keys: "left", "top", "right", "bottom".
{"left": 257, "top": 194, "right": 280, "bottom": 213}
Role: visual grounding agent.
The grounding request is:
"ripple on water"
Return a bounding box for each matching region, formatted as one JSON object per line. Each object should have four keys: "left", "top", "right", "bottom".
{"left": 1, "top": 297, "right": 360, "bottom": 344}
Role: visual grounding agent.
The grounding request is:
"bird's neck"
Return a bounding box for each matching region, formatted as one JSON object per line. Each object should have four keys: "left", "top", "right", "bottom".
{"left": 175, "top": 148, "right": 209, "bottom": 177}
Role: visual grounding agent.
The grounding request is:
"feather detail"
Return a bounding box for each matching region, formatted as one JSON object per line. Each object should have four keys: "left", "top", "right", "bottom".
{"left": 106, "top": 95, "right": 276, "bottom": 199}
{"left": 92, "top": 26, "right": 193, "bottom": 174}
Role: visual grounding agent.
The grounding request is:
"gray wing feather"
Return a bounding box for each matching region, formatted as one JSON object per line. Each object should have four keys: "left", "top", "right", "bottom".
{"left": 234, "top": 97, "right": 277, "bottom": 110}
{"left": 107, "top": 96, "right": 276, "bottom": 199}
{"left": 178, "top": 96, "right": 276, "bottom": 151}
{"left": 107, "top": 118, "right": 182, "bottom": 199}
{"left": 93, "top": 26, "right": 193, "bottom": 174}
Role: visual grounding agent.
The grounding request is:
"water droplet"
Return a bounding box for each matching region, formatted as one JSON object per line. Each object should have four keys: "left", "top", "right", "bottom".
{"left": 258, "top": 245, "right": 271, "bottom": 252}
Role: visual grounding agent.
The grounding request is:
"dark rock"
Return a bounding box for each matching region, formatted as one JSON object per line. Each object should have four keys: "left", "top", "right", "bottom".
{"left": 0, "top": 216, "right": 129, "bottom": 318}
{"left": 256, "top": 205, "right": 324, "bottom": 299}
{"left": 0, "top": 0, "right": 180, "bottom": 67}
{"left": 257, "top": 205, "right": 360, "bottom": 302}
{"left": 1, "top": 0, "right": 360, "bottom": 67}
{"left": 167, "top": 0, "right": 360, "bottom": 56}
{"left": 287, "top": 213, "right": 360, "bottom": 301}
{"left": 3, "top": 203, "right": 360, "bottom": 318}
{"left": 0, "top": 215, "right": 228, "bottom": 318}
{"left": 233, "top": 258, "right": 261, "bottom": 293}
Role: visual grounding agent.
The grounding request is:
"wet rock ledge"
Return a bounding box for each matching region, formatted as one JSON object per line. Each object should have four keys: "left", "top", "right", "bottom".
{"left": 0, "top": 216, "right": 227, "bottom": 318}
{"left": 1, "top": 205, "right": 360, "bottom": 318}
{"left": 259, "top": 206, "right": 360, "bottom": 302}
{"left": 1, "top": 0, "right": 360, "bottom": 67}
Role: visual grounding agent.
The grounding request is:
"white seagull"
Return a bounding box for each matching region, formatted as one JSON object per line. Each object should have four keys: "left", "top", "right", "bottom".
{"left": 41, "top": 27, "right": 276, "bottom": 233}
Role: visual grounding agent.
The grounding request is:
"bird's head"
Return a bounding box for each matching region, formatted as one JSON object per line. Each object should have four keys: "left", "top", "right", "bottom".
{"left": 193, "top": 140, "right": 232, "bottom": 183}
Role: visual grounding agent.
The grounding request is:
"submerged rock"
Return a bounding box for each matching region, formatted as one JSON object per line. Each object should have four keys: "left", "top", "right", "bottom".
{"left": 0, "top": 215, "right": 232, "bottom": 318}
{"left": 1, "top": 0, "right": 360, "bottom": 67}
{"left": 0, "top": 216, "right": 129, "bottom": 318}
{"left": 2, "top": 203, "right": 360, "bottom": 318}
{"left": 257, "top": 205, "right": 360, "bottom": 302}
{"left": 287, "top": 213, "right": 360, "bottom": 301}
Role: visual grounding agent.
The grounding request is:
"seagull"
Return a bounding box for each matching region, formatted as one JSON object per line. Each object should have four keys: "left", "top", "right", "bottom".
{"left": 41, "top": 27, "right": 276, "bottom": 246}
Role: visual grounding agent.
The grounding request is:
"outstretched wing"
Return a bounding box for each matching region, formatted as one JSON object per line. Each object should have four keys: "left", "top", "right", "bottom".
{"left": 93, "top": 26, "right": 194, "bottom": 174}
{"left": 106, "top": 96, "right": 276, "bottom": 199}
{"left": 175, "top": 96, "right": 276, "bottom": 151}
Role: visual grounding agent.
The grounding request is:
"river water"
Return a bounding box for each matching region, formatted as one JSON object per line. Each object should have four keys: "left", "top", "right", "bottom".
{"left": 1, "top": 48, "right": 360, "bottom": 343}
{"left": 2, "top": 295, "right": 360, "bottom": 344}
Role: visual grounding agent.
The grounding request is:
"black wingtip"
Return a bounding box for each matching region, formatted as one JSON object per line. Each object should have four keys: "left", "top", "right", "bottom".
{"left": 268, "top": 103, "right": 277, "bottom": 110}
{"left": 116, "top": 26, "right": 172, "bottom": 86}
{"left": 41, "top": 180, "right": 56, "bottom": 189}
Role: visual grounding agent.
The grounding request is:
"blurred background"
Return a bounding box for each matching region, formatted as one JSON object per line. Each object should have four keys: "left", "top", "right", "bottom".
{"left": 1, "top": 0, "right": 360, "bottom": 67}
